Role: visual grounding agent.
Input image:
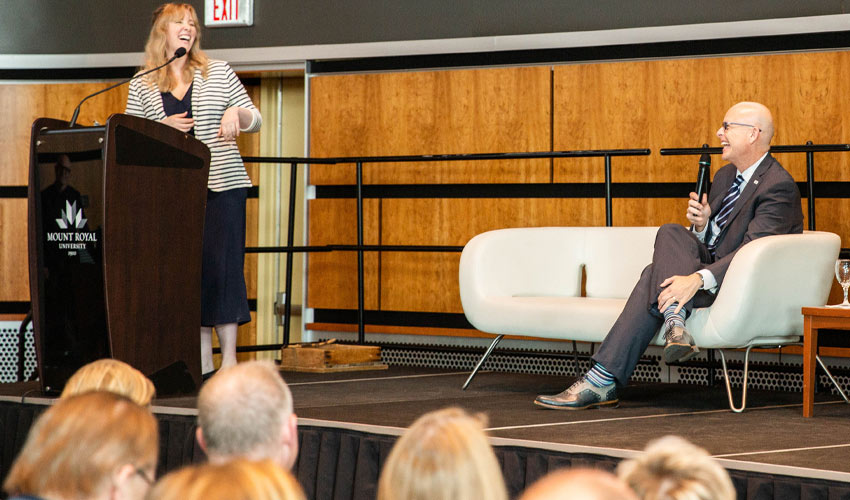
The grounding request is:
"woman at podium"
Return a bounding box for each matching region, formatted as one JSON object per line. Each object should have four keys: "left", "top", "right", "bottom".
{"left": 125, "top": 3, "right": 262, "bottom": 378}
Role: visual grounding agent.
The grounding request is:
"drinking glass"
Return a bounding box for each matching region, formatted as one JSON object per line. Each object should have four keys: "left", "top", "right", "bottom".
{"left": 835, "top": 259, "right": 850, "bottom": 307}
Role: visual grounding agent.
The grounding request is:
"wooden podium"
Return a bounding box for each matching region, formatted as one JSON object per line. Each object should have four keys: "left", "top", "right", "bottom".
{"left": 28, "top": 114, "right": 211, "bottom": 394}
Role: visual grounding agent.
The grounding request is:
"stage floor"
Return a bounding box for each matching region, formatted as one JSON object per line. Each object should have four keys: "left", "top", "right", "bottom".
{"left": 5, "top": 366, "right": 850, "bottom": 483}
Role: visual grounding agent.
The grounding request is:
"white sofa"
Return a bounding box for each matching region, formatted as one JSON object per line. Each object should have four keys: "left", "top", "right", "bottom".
{"left": 458, "top": 226, "right": 840, "bottom": 411}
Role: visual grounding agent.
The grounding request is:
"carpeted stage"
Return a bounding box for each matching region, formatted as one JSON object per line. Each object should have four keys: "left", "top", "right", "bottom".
{"left": 2, "top": 366, "right": 850, "bottom": 500}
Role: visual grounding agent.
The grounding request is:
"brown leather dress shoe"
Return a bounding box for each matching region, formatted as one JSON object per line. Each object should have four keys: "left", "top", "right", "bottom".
{"left": 663, "top": 325, "right": 699, "bottom": 363}
{"left": 534, "top": 377, "right": 619, "bottom": 410}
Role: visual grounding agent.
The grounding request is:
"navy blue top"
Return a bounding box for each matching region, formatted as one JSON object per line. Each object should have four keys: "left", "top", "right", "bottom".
{"left": 161, "top": 83, "right": 194, "bottom": 136}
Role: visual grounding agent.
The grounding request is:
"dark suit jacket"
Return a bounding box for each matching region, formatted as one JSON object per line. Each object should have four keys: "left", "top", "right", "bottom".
{"left": 704, "top": 152, "right": 803, "bottom": 287}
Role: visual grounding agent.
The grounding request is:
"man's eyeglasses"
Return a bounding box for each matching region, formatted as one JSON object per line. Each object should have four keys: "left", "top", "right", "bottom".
{"left": 135, "top": 467, "right": 154, "bottom": 485}
{"left": 722, "top": 121, "right": 762, "bottom": 132}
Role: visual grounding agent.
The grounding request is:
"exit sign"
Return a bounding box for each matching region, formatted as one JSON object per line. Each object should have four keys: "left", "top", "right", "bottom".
{"left": 205, "top": 0, "right": 253, "bottom": 27}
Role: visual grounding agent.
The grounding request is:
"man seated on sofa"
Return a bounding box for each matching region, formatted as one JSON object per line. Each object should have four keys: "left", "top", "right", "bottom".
{"left": 535, "top": 101, "right": 804, "bottom": 410}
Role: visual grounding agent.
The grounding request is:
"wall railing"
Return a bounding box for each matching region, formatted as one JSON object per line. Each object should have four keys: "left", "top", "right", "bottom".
{"left": 660, "top": 143, "right": 850, "bottom": 230}
{"left": 242, "top": 148, "right": 651, "bottom": 349}
{"left": 238, "top": 143, "right": 849, "bottom": 353}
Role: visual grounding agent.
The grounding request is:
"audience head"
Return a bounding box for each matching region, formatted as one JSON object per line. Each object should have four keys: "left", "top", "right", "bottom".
{"left": 197, "top": 361, "right": 298, "bottom": 469}
{"left": 146, "top": 458, "right": 306, "bottom": 500}
{"left": 3, "top": 391, "right": 158, "bottom": 500}
{"left": 377, "top": 407, "right": 508, "bottom": 500}
{"left": 717, "top": 101, "right": 774, "bottom": 168}
{"left": 617, "top": 435, "right": 735, "bottom": 500}
{"left": 61, "top": 358, "right": 156, "bottom": 407}
{"left": 520, "top": 468, "right": 638, "bottom": 500}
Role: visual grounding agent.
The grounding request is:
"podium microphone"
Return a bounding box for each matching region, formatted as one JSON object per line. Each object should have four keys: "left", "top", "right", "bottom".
{"left": 68, "top": 47, "right": 187, "bottom": 128}
{"left": 695, "top": 152, "right": 710, "bottom": 200}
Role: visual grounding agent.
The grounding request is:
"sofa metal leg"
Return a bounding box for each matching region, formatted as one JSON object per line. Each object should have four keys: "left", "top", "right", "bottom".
{"left": 718, "top": 346, "right": 756, "bottom": 413}
{"left": 816, "top": 355, "right": 850, "bottom": 404}
{"left": 462, "top": 335, "right": 504, "bottom": 390}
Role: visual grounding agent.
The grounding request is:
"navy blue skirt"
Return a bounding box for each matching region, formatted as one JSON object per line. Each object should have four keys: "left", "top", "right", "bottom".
{"left": 201, "top": 188, "right": 251, "bottom": 326}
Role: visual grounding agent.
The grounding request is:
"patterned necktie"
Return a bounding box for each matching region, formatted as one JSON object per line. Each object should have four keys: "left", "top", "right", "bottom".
{"left": 706, "top": 174, "right": 744, "bottom": 257}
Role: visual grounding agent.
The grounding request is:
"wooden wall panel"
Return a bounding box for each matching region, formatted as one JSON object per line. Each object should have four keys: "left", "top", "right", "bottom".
{"left": 307, "top": 199, "right": 380, "bottom": 309}
{"left": 554, "top": 51, "right": 850, "bottom": 247}
{"left": 309, "top": 66, "right": 551, "bottom": 185}
{"left": 0, "top": 82, "right": 128, "bottom": 186}
{"left": 811, "top": 199, "right": 850, "bottom": 250}
{"left": 380, "top": 198, "right": 603, "bottom": 312}
{"left": 0, "top": 85, "right": 44, "bottom": 186}
{"left": 612, "top": 199, "right": 683, "bottom": 227}
{"left": 43, "top": 83, "right": 129, "bottom": 130}
{"left": 0, "top": 200, "right": 28, "bottom": 301}
{"left": 308, "top": 50, "right": 850, "bottom": 327}
{"left": 554, "top": 51, "right": 850, "bottom": 186}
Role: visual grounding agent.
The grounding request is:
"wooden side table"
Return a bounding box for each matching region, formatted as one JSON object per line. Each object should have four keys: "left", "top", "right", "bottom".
{"left": 802, "top": 306, "right": 850, "bottom": 417}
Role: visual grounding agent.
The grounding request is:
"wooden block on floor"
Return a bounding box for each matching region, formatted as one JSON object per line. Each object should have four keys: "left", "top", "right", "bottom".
{"left": 280, "top": 341, "right": 388, "bottom": 373}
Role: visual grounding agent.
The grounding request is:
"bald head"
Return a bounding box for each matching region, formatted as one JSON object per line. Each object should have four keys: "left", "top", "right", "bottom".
{"left": 717, "top": 101, "right": 775, "bottom": 170}
{"left": 196, "top": 361, "right": 298, "bottom": 469}
{"left": 520, "top": 468, "right": 638, "bottom": 500}
{"left": 729, "top": 102, "right": 774, "bottom": 145}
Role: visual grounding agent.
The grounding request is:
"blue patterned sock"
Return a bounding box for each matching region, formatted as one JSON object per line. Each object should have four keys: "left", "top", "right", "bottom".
{"left": 585, "top": 362, "right": 615, "bottom": 387}
{"left": 663, "top": 304, "right": 686, "bottom": 331}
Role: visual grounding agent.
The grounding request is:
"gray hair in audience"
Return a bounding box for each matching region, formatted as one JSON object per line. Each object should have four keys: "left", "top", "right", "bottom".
{"left": 617, "top": 435, "right": 735, "bottom": 500}
{"left": 197, "top": 361, "right": 293, "bottom": 458}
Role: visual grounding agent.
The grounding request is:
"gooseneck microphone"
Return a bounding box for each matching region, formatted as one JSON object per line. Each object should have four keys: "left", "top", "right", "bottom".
{"left": 695, "top": 152, "right": 711, "bottom": 200}
{"left": 68, "top": 47, "right": 187, "bottom": 128}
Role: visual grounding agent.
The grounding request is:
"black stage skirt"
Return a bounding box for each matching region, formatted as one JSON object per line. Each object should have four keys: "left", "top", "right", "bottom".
{"left": 201, "top": 188, "right": 251, "bottom": 326}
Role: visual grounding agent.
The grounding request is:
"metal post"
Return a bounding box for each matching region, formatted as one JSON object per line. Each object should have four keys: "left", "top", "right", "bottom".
{"left": 604, "top": 155, "right": 612, "bottom": 227}
{"left": 356, "top": 161, "right": 366, "bottom": 344}
{"left": 806, "top": 141, "right": 816, "bottom": 231}
{"left": 18, "top": 310, "right": 32, "bottom": 382}
{"left": 282, "top": 162, "right": 298, "bottom": 347}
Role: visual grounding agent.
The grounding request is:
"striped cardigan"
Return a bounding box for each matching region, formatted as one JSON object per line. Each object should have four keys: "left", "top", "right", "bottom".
{"left": 125, "top": 59, "right": 261, "bottom": 191}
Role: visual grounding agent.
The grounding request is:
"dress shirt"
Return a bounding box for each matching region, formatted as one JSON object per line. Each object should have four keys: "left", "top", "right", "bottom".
{"left": 693, "top": 151, "right": 766, "bottom": 292}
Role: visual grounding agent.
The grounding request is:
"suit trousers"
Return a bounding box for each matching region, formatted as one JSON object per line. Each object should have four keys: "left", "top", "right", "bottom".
{"left": 592, "top": 224, "right": 717, "bottom": 385}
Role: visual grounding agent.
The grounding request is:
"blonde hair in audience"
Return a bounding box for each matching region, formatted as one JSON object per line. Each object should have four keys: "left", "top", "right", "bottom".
{"left": 377, "top": 407, "right": 508, "bottom": 500}
{"left": 519, "top": 468, "right": 638, "bottom": 500}
{"left": 146, "top": 459, "right": 306, "bottom": 500}
{"left": 143, "top": 2, "right": 209, "bottom": 91}
{"left": 3, "top": 391, "right": 158, "bottom": 499}
{"left": 617, "top": 435, "right": 735, "bottom": 500}
{"left": 60, "top": 358, "right": 156, "bottom": 406}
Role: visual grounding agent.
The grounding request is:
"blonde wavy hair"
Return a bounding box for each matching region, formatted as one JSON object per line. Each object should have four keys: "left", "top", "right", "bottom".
{"left": 143, "top": 2, "right": 208, "bottom": 91}
{"left": 377, "top": 407, "right": 508, "bottom": 500}
{"left": 617, "top": 435, "right": 735, "bottom": 500}
{"left": 3, "top": 391, "right": 158, "bottom": 499}
{"left": 147, "top": 459, "right": 306, "bottom": 500}
{"left": 60, "top": 358, "right": 156, "bottom": 407}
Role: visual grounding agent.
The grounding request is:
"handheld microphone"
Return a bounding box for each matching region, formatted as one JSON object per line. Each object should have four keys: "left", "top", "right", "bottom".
{"left": 68, "top": 47, "right": 187, "bottom": 128}
{"left": 695, "top": 152, "right": 710, "bottom": 200}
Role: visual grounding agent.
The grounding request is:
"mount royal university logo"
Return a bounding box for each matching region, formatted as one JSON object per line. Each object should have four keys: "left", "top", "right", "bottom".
{"left": 46, "top": 200, "right": 97, "bottom": 253}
